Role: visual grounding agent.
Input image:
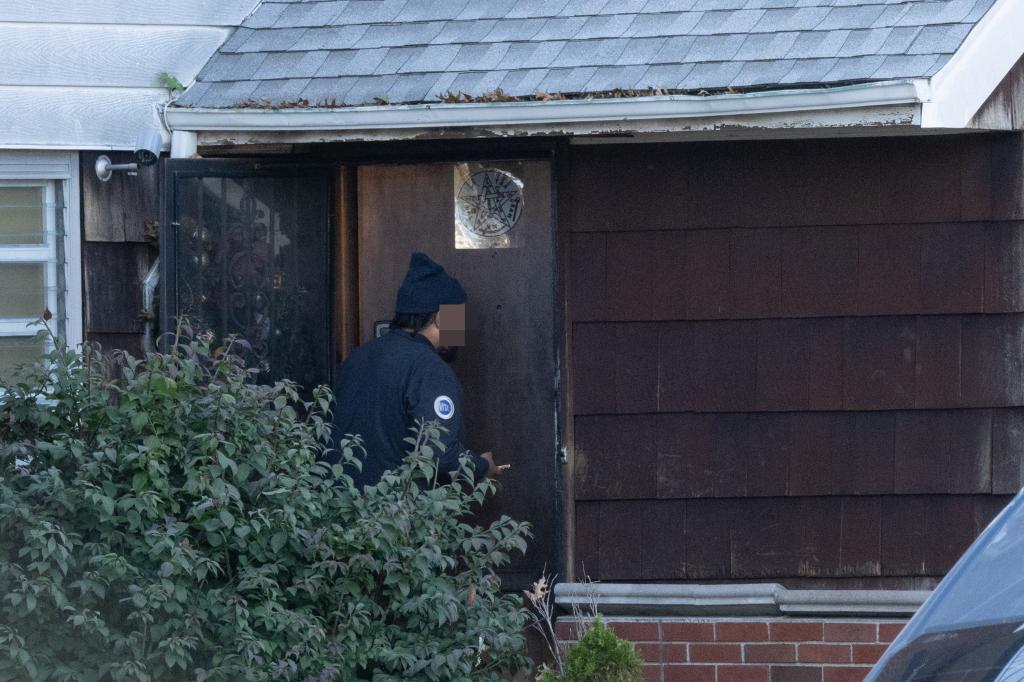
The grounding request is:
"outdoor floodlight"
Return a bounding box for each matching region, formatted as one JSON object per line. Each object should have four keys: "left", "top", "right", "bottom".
{"left": 95, "top": 129, "right": 164, "bottom": 182}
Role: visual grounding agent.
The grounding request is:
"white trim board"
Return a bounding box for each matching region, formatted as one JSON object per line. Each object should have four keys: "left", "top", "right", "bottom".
{"left": 63, "top": 152, "right": 82, "bottom": 352}
{"left": 922, "top": 0, "right": 1024, "bottom": 129}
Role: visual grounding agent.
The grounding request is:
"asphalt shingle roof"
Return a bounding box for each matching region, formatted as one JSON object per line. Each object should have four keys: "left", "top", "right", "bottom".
{"left": 178, "top": 0, "right": 998, "bottom": 109}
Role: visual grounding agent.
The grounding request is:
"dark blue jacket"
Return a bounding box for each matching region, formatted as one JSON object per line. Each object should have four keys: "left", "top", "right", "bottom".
{"left": 329, "top": 328, "right": 489, "bottom": 487}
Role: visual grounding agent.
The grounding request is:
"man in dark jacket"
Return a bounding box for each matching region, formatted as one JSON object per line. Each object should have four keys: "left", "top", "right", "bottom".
{"left": 330, "top": 252, "right": 503, "bottom": 487}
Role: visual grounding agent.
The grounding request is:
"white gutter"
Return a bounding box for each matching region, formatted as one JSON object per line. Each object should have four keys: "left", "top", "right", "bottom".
{"left": 166, "top": 79, "right": 929, "bottom": 134}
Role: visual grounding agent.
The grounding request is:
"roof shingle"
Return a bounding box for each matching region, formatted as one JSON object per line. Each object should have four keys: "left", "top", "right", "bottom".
{"left": 178, "top": 0, "right": 999, "bottom": 108}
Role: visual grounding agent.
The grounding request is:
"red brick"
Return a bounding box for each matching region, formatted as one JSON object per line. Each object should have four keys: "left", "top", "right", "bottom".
{"left": 770, "top": 666, "right": 822, "bottom": 682}
{"left": 824, "top": 623, "right": 877, "bottom": 643}
{"left": 690, "top": 643, "right": 743, "bottom": 663}
{"left": 554, "top": 620, "right": 578, "bottom": 641}
{"left": 823, "top": 666, "right": 872, "bottom": 682}
{"left": 609, "top": 621, "right": 660, "bottom": 641}
{"left": 746, "top": 644, "right": 797, "bottom": 663}
{"left": 771, "top": 622, "right": 824, "bottom": 642}
{"left": 665, "top": 665, "right": 716, "bottom": 682}
{"left": 877, "top": 623, "right": 905, "bottom": 643}
{"left": 852, "top": 644, "right": 890, "bottom": 665}
{"left": 643, "top": 665, "right": 661, "bottom": 682}
{"left": 663, "top": 644, "right": 687, "bottom": 663}
{"left": 718, "top": 621, "right": 770, "bottom": 642}
{"left": 663, "top": 621, "right": 715, "bottom": 642}
{"left": 635, "top": 643, "right": 662, "bottom": 663}
{"left": 720, "top": 665, "right": 770, "bottom": 682}
{"left": 799, "top": 644, "right": 852, "bottom": 664}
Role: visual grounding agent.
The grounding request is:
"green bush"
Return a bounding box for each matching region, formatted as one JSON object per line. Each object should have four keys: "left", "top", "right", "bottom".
{"left": 537, "top": 616, "right": 643, "bottom": 682}
{"left": 0, "top": 326, "right": 530, "bottom": 680}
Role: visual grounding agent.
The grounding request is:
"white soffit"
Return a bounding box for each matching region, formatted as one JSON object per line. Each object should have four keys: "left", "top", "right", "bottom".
{"left": 922, "top": 0, "right": 1024, "bottom": 129}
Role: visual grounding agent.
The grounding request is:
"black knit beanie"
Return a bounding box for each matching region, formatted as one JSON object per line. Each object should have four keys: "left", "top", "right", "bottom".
{"left": 394, "top": 252, "right": 467, "bottom": 314}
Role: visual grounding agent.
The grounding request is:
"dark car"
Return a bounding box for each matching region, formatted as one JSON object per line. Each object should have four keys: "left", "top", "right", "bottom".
{"left": 868, "top": 489, "right": 1024, "bottom": 681}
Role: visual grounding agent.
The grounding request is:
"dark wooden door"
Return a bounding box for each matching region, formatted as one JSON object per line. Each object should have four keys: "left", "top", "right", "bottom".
{"left": 356, "top": 160, "right": 560, "bottom": 587}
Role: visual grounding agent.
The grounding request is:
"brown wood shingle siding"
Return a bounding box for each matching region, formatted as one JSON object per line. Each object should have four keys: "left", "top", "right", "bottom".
{"left": 567, "top": 133, "right": 1024, "bottom": 584}
{"left": 567, "top": 137, "right": 1007, "bottom": 233}
{"left": 575, "top": 409, "right": 1015, "bottom": 500}
{"left": 572, "top": 226, "right": 1024, "bottom": 321}
{"left": 573, "top": 316, "right": 1024, "bottom": 414}
{"left": 576, "top": 495, "right": 1008, "bottom": 582}
{"left": 80, "top": 151, "right": 159, "bottom": 355}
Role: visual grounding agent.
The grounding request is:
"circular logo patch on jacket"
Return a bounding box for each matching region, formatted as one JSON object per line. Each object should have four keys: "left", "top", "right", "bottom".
{"left": 434, "top": 395, "right": 455, "bottom": 420}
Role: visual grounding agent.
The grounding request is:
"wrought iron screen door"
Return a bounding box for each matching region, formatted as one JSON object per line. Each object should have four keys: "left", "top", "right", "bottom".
{"left": 160, "top": 160, "right": 334, "bottom": 389}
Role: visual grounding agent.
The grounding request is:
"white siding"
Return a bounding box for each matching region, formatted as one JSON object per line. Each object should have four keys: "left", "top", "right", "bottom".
{"left": 0, "top": 2, "right": 260, "bottom": 149}
{"left": 1, "top": 1, "right": 261, "bottom": 25}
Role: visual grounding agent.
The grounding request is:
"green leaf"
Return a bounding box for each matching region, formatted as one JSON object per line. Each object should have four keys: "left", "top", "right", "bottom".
{"left": 130, "top": 411, "right": 148, "bottom": 431}
{"left": 217, "top": 452, "right": 237, "bottom": 475}
{"left": 157, "top": 71, "right": 184, "bottom": 94}
{"left": 0, "top": 339, "right": 532, "bottom": 679}
{"left": 99, "top": 496, "right": 115, "bottom": 518}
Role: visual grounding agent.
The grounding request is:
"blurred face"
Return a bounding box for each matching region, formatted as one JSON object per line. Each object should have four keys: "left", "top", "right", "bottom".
{"left": 432, "top": 304, "right": 466, "bottom": 364}
{"left": 436, "top": 304, "right": 466, "bottom": 347}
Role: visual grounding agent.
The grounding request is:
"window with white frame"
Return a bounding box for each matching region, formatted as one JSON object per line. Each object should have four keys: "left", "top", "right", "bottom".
{"left": 0, "top": 152, "right": 81, "bottom": 381}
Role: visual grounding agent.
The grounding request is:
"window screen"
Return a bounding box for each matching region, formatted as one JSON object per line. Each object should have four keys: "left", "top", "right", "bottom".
{"left": 0, "top": 181, "right": 63, "bottom": 380}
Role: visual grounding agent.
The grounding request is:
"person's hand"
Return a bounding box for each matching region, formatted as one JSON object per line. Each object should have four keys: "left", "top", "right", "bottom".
{"left": 480, "top": 452, "right": 509, "bottom": 477}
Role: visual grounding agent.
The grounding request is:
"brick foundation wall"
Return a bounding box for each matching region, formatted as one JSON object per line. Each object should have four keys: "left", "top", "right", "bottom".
{"left": 555, "top": 617, "right": 907, "bottom": 682}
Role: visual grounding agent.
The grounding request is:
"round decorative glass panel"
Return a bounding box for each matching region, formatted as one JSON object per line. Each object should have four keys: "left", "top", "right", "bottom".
{"left": 455, "top": 169, "right": 524, "bottom": 238}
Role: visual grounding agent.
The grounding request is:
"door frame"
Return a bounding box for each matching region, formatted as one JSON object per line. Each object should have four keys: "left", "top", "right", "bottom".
{"left": 163, "top": 140, "right": 576, "bottom": 582}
